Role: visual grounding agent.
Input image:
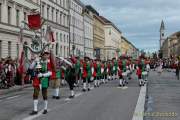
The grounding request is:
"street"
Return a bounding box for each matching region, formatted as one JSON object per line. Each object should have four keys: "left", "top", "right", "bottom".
{"left": 0, "top": 73, "right": 140, "bottom": 120}
{"left": 0, "top": 71, "right": 179, "bottom": 120}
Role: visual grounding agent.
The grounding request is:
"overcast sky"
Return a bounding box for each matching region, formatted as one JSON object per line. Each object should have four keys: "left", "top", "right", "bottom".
{"left": 81, "top": 0, "right": 180, "bottom": 52}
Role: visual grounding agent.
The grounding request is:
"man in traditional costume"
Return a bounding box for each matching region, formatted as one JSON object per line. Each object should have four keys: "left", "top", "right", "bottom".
{"left": 30, "top": 51, "right": 52, "bottom": 115}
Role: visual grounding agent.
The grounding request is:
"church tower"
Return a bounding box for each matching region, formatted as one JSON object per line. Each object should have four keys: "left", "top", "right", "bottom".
{"left": 160, "top": 20, "right": 165, "bottom": 49}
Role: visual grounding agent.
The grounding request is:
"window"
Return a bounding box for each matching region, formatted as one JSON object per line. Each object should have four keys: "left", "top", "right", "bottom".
{"left": 8, "top": 6, "right": 11, "bottom": 24}
{"left": 24, "top": 12, "right": 27, "bottom": 22}
{"left": 56, "top": 32, "right": 58, "bottom": 41}
{"left": 0, "top": 3, "right": 2, "bottom": 22}
{"left": 0, "top": 40, "right": 2, "bottom": 58}
{"left": 60, "top": 46, "right": 62, "bottom": 56}
{"left": 8, "top": 41, "right": 11, "bottom": 57}
{"left": 64, "top": 34, "right": 66, "bottom": 42}
{"left": 52, "top": 8, "right": 54, "bottom": 21}
{"left": 16, "top": 9, "right": 20, "bottom": 26}
{"left": 16, "top": 44, "right": 19, "bottom": 57}
{"left": 60, "top": 13, "right": 62, "bottom": 25}
{"left": 67, "top": 35, "right": 69, "bottom": 43}
{"left": 42, "top": 5, "right": 44, "bottom": 17}
{"left": 47, "top": 7, "right": 49, "bottom": 20}
{"left": 60, "top": 33, "right": 62, "bottom": 41}
{"left": 56, "top": 43, "right": 59, "bottom": 56}
{"left": 56, "top": 10, "right": 58, "bottom": 23}
{"left": 64, "top": 46, "right": 66, "bottom": 57}
{"left": 63, "top": 14, "right": 65, "bottom": 26}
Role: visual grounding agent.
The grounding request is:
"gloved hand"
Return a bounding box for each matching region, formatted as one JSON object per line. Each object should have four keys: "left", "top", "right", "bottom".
{"left": 38, "top": 73, "right": 43, "bottom": 78}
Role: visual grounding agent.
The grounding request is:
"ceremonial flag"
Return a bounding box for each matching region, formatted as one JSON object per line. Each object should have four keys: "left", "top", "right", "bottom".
{"left": 45, "top": 26, "right": 55, "bottom": 42}
{"left": 28, "top": 14, "right": 41, "bottom": 30}
{"left": 18, "top": 51, "right": 25, "bottom": 73}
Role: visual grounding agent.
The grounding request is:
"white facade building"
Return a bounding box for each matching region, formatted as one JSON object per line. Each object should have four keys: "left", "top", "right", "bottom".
{"left": 41, "top": 0, "right": 69, "bottom": 58}
{"left": 83, "top": 7, "right": 93, "bottom": 58}
{"left": 0, "top": 0, "right": 39, "bottom": 59}
{"left": 69, "top": 0, "right": 84, "bottom": 57}
{"left": 100, "top": 16, "right": 122, "bottom": 60}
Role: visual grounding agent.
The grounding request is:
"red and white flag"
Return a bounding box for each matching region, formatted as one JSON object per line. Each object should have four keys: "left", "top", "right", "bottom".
{"left": 45, "top": 26, "right": 55, "bottom": 42}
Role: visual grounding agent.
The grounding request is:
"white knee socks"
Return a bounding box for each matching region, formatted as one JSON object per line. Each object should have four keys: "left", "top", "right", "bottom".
{"left": 33, "top": 100, "right": 38, "bottom": 111}
{"left": 44, "top": 100, "right": 48, "bottom": 110}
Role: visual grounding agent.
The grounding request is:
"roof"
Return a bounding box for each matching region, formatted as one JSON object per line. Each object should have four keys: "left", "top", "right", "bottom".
{"left": 86, "top": 5, "right": 99, "bottom": 16}
{"left": 99, "top": 16, "right": 122, "bottom": 33}
{"left": 121, "top": 36, "right": 138, "bottom": 50}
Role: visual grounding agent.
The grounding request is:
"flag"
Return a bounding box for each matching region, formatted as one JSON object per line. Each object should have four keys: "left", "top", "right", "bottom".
{"left": 18, "top": 27, "right": 23, "bottom": 43}
{"left": 18, "top": 51, "right": 25, "bottom": 74}
{"left": 114, "top": 52, "right": 118, "bottom": 60}
{"left": 28, "top": 14, "right": 41, "bottom": 30}
{"left": 45, "top": 26, "right": 55, "bottom": 42}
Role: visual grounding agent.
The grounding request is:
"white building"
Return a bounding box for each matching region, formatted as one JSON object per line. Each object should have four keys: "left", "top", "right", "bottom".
{"left": 69, "top": 0, "right": 84, "bottom": 57}
{"left": 83, "top": 6, "right": 93, "bottom": 58}
{"left": 0, "top": 0, "right": 39, "bottom": 59}
{"left": 41, "top": 0, "right": 69, "bottom": 58}
{"left": 100, "top": 16, "right": 122, "bottom": 60}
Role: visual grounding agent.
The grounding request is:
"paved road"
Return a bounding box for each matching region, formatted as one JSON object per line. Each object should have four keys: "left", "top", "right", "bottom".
{"left": 145, "top": 70, "right": 180, "bottom": 120}
{"left": 0, "top": 74, "right": 141, "bottom": 120}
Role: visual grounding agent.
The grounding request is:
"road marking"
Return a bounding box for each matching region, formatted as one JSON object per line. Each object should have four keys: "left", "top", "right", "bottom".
{"left": 64, "top": 92, "right": 83, "bottom": 102}
{"left": 22, "top": 109, "right": 51, "bottom": 120}
{"left": 6, "top": 95, "right": 20, "bottom": 100}
{"left": 117, "top": 86, "right": 128, "bottom": 89}
{"left": 75, "top": 93, "right": 83, "bottom": 97}
{"left": 64, "top": 98, "right": 71, "bottom": 101}
{"left": 132, "top": 84, "right": 147, "bottom": 120}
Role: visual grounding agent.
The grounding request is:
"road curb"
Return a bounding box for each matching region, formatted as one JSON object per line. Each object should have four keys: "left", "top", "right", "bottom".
{"left": 0, "top": 84, "right": 32, "bottom": 96}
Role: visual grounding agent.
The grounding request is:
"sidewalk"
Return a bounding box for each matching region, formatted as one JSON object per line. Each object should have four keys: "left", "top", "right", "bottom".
{"left": 144, "top": 70, "right": 180, "bottom": 120}
{"left": 0, "top": 84, "right": 32, "bottom": 96}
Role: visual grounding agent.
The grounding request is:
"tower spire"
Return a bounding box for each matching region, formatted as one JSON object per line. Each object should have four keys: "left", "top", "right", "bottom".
{"left": 160, "top": 20, "right": 166, "bottom": 49}
{"left": 160, "top": 20, "right": 165, "bottom": 31}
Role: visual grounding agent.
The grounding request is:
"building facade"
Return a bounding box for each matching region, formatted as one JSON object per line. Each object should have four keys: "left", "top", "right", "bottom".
{"left": 100, "top": 16, "right": 122, "bottom": 60}
{"left": 0, "top": 0, "right": 39, "bottom": 59}
{"left": 69, "top": 0, "right": 84, "bottom": 57}
{"left": 83, "top": 7, "right": 93, "bottom": 58}
{"left": 41, "top": 0, "right": 69, "bottom": 58}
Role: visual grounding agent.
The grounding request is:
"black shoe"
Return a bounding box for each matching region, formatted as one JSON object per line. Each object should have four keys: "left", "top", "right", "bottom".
{"left": 82, "top": 89, "right": 86, "bottom": 92}
{"left": 119, "top": 84, "right": 122, "bottom": 87}
{"left": 56, "top": 96, "right": 60, "bottom": 99}
{"left": 88, "top": 88, "right": 90, "bottom": 91}
{"left": 52, "top": 96, "right": 56, "bottom": 99}
{"left": 43, "top": 110, "right": 48, "bottom": 114}
{"left": 69, "top": 95, "right": 75, "bottom": 99}
{"left": 30, "top": 111, "right": 38, "bottom": 115}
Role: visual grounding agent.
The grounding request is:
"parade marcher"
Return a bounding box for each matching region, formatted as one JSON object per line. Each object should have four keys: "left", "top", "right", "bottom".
{"left": 113, "top": 58, "right": 118, "bottom": 80}
{"left": 101, "top": 61, "right": 105, "bottom": 84}
{"left": 104, "top": 61, "right": 108, "bottom": 83}
{"left": 122, "top": 57, "right": 127, "bottom": 86}
{"left": 51, "top": 58, "right": 61, "bottom": 99}
{"left": 118, "top": 58, "right": 123, "bottom": 86}
{"left": 75, "top": 57, "right": 81, "bottom": 87}
{"left": 82, "top": 57, "right": 92, "bottom": 91}
{"left": 96, "top": 59, "right": 101, "bottom": 87}
{"left": 93, "top": 59, "right": 98, "bottom": 87}
{"left": 30, "top": 51, "right": 52, "bottom": 115}
{"left": 107, "top": 61, "right": 111, "bottom": 81}
{"left": 64, "top": 58, "right": 76, "bottom": 98}
{"left": 175, "top": 59, "right": 180, "bottom": 80}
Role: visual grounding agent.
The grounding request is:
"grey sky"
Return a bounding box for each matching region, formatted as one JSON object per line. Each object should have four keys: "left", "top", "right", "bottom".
{"left": 81, "top": 0, "right": 180, "bottom": 52}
